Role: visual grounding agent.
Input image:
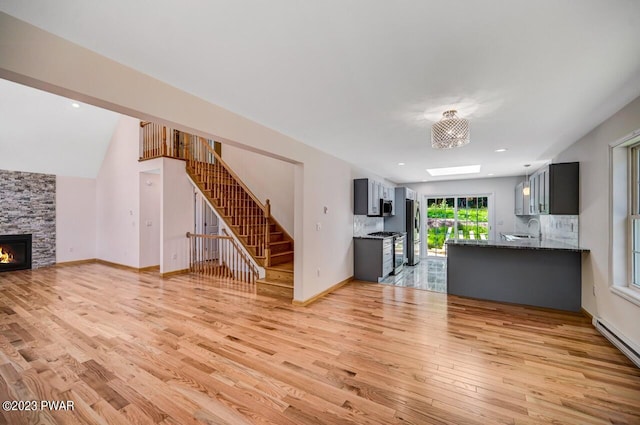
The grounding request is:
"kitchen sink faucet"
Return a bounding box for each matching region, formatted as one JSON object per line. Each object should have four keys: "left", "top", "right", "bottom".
{"left": 527, "top": 218, "right": 542, "bottom": 240}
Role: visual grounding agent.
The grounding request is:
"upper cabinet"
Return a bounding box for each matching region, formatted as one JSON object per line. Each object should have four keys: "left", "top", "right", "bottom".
{"left": 354, "top": 178, "right": 395, "bottom": 216}
{"left": 526, "top": 162, "right": 579, "bottom": 215}
{"left": 514, "top": 181, "right": 530, "bottom": 216}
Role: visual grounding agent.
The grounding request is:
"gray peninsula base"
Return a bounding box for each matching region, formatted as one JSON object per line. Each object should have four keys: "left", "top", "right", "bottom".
{"left": 447, "top": 244, "right": 582, "bottom": 312}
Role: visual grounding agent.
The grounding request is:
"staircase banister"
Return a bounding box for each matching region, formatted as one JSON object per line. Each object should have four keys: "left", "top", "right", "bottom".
{"left": 186, "top": 232, "right": 233, "bottom": 240}
{"left": 197, "top": 137, "right": 268, "bottom": 214}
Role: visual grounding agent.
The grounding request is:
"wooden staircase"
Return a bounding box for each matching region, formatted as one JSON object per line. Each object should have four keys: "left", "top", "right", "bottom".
{"left": 140, "top": 122, "right": 293, "bottom": 298}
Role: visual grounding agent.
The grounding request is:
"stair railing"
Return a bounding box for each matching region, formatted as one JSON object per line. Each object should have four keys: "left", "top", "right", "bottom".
{"left": 140, "top": 122, "right": 188, "bottom": 159}
{"left": 139, "top": 122, "right": 297, "bottom": 267}
{"left": 140, "top": 121, "right": 166, "bottom": 158}
{"left": 186, "top": 232, "right": 258, "bottom": 283}
{"left": 183, "top": 135, "right": 272, "bottom": 266}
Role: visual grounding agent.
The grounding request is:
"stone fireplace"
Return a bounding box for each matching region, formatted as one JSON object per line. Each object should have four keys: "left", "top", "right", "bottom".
{"left": 0, "top": 169, "right": 56, "bottom": 268}
{"left": 0, "top": 234, "right": 32, "bottom": 272}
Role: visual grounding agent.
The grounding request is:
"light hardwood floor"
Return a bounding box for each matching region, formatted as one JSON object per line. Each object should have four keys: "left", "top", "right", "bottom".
{"left": 0, "top": 263, "right": 639, "bottom": 424}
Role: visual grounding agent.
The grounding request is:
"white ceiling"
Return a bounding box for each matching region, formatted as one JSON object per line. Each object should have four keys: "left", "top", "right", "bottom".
{"left": 1, "top": 1, "right": 640, "bottom": 182}
{"left": 0, "top": 79, "right": 120, "bottom": 178}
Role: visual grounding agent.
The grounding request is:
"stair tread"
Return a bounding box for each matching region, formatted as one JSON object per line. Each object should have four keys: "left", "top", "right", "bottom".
{"left": 271, "top": 251, "right": 294, "bottom": 257}
{"left": 256, "top": 279, "right": 293, "bottom": 288}
{"left": 269, "top": 240, "right": 292, "bottom": 246}
{"left": 267, "top": 261, "right": 294, "bottom": 272}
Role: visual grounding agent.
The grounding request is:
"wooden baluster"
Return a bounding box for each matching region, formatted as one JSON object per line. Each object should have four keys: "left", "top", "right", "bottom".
{"left": 233, "top": 241, "right": 237, "bottom": 281}
{"left": 264, "top": 199, "right": 271, "bottom": 267}
{"left": 205, "top": 237, "right": 209, "bottom": 276}
{"left": 211, "top": 237, "right": 214, "bottom": 277}
{"left": 188, "top": 233, "right": 192, "bottom": 272}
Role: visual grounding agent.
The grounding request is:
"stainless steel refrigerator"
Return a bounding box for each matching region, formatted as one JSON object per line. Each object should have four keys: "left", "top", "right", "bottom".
{"left": 406, "top": 199, "right": 420, "bottom": 266}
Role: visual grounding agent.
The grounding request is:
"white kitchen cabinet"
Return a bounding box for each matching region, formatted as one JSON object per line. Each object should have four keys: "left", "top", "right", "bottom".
{"left": 514, "top": 181, "right": 530, "bottom": 216}
{"left": 370, "top": 180, "right": 380, "bottom": 215}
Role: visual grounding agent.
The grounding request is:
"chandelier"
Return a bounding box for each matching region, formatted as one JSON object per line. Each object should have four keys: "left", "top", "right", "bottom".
{"left": 431, "top": 110, "right": 470, "bottom": 149}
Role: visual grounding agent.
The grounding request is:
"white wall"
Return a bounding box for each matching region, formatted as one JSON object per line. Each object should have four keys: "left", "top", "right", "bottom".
{"left": 95, "top": 116, "right": 142, "bottom": 267}
{"left": 406, "top": 176, "right": 521, "bottom": 237}
{"left": 55, "top": 175, "right": 97, "bottom": 262}
{"left": 554, "top": 95, "right": 640, "bottom": 347}
{"left": 139, "top": 171, "right": 161, "bottom": 268}
{"left": 222, "top": 144, "right": 295, "bottom": 236}
{"left": 0, "top": 14, "right": 358, "bottom": 303}
{"left": 96, "top": 115, "right": 165, "bottom": 268}
{"left": 296, "top": 151, "right": 354, "bottom": 301}
{"left": 160, "top": 158, "right": 194, "bottom": 274}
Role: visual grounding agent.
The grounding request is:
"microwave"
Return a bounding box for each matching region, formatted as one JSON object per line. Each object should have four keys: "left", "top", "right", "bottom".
{"left": 380, "top": 199, "right": 393, "bottom": 217}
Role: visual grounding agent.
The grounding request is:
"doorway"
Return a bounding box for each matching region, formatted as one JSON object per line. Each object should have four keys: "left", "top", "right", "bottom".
{"left": 194, "top": 192, "right": 220, "bottom": 260}
{"left": 425, "top": 195, "right": 491, "bottom": 257}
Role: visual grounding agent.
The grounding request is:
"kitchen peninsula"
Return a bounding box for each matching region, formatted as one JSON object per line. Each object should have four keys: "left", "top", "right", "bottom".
{"left": 446, "top": 239, "right": 589, "bottom": 312}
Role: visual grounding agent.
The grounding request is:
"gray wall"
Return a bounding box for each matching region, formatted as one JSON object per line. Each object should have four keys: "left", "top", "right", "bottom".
{"left": 0, "top": 169, "right": 56, "bottom": 268}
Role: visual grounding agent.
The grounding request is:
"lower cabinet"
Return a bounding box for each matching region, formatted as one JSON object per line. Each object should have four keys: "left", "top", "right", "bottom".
{"left": 354, "top": 237, "right": 393, "bottom": 282}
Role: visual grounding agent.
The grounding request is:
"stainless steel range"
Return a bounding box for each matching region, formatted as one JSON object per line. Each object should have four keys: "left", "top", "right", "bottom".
{"left": 368, "top": 231, "right": 405, "bottom": 275}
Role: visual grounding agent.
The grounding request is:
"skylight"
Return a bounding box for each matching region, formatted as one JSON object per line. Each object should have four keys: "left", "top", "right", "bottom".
{"left": 426, "top": 165, "right": 481, "bottom": 176}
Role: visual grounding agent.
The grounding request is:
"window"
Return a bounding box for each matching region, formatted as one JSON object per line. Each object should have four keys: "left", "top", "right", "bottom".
{"left": 630, "top": 144, "right": 640, "bottom": 290}
{"left": 610, "top": 130, "right": 640, "bottom": 306}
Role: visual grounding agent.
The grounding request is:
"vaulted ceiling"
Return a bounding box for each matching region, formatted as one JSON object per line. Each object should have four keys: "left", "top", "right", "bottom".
{"left": 0, "top": 78, "right": 120, "bottom": 178}
{"left": 1, "top": 1, "right": 639, "bottom": 182}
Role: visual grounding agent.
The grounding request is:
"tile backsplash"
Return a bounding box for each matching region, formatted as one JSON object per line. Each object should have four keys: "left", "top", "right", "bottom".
{"left": 353, "top": 215, "right": 383, "bottom": 236}
{"left": 515, "top": 215, "right": 579, "bottom": 246}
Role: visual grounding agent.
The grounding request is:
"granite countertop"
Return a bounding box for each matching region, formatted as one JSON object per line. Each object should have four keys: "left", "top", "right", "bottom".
{"left": 353, "top": 235, "right": 393, "bottom": 240}
{"left": 445, "top": 238, "right": 589, "bottom": 252}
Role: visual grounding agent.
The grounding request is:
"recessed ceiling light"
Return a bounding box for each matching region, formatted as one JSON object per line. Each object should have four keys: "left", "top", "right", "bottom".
{"left": 487, "top": 173, "right": 495, "bottom": 176}
{"left": 426, "top": 165, "right": 481, "bottom": 176}
{"left": 71, "top": 102, "right": 80, "bottom": 108}
{"left": 495, "top": 148, "right": 507, "bottom": 153}
{"left": 398, "top": 162, "right": 405, "bottom": 166}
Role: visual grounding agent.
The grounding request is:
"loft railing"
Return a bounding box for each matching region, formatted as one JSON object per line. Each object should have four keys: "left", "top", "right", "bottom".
{"left": 140, "top": 121, "right": 188, "bottom": 159}
{"left": 187, "top": 231, "right": 258, "bottom": 284}
{"left": 140, "top": 122, "right": 284, "bottom": 267}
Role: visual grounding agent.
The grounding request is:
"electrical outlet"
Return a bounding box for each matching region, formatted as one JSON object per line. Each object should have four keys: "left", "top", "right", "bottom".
{"left": 317, "top": 268, "right": 320, "bottom": 277}
{"left": 172, "top": 253, "right": 178, "bottom": 260}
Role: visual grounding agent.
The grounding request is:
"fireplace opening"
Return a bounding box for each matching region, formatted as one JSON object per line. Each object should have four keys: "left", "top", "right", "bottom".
{"left": 0, "top": 234, "right": 32, "bottom": 272}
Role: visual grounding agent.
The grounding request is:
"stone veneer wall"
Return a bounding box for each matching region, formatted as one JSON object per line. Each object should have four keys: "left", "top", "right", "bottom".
{"left": 0, "top": 169, "right": 56, "bottom": 268}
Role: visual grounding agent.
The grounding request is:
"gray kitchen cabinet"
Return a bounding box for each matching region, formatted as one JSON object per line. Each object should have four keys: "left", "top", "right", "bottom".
{"left": 528, "top": 162, "right": 579, "bottom": 215}
{"left": 354, "top": 178, "right": 395, "bottom": 216}
{"left": 354, "top": 237, "right": 393, "bottom": 282}
{"left": 354, "top": 178, "right": 379, "bottom": 215}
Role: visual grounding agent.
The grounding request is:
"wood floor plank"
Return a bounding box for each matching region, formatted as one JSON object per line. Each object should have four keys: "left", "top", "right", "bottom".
{"left": 0, "top": 264, "right": 639, "bottom": 424}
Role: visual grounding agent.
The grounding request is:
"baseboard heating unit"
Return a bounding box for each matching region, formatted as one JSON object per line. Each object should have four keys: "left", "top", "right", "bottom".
{"left": 594, "top": 317, "right": 640, "bottom": 368}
